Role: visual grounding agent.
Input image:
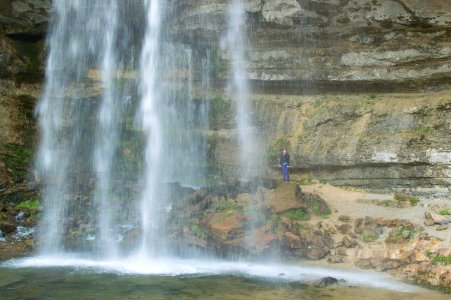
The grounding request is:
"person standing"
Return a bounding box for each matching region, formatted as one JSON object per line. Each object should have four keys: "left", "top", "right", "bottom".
{"left": 280, "top": 149, "right": 290, "bottom": 182}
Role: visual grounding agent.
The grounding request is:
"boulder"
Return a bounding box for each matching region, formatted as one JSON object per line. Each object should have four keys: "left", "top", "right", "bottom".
{"left": 317, "top": 276, "right": 339, "bottom": 287}
{"left": 425, "top": 211, "right": 451, "bottom": 225}
{"left": 436, "top": 224, "right": 449, "bottom": 231}
{"left": 337, "top": 223, "right": 352, "bottom": 234}
{"left": 0, "top": 221, "right": 16, "bottom": 233}
{"left": 0, "top": 0, "right": 51, "bottom": 35}
{"left": 207, "top": 212, "right": 245, "bottom": 242}
{"left": 338, "top": 215, "right": 350, "bottom": 222}
{"left": 264, "top": 182, "right": 303, "bottom": 214}
{"left": 282, "top": 229, "right": 333, "bottom": 260}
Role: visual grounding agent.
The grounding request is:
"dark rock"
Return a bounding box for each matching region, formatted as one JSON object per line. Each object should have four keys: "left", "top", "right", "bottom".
{"left": 340, "top": 236, "right": 358, "bottom": 248}
{"left": 318, "top": 277, "right": 338, "bottom": 287}
{"left": 338, "top": 215, "right": 350, "bottom": 222}
{"left": 436, "top": 225, "right": 449, "bottom": 231}
{"left": 284, "top": 229, "right": 333, "bottom": 260}
{"left": 374, "top": 259, "right": 405, "bottom": 272}
{"left": 327, "top": 255, "right": 344, "bottom": 264}
{"left": 0, "top": 221, "right": 16, "bottom": 233}
{"left": 337, "top": 223, "right": 352, "bottom": 234}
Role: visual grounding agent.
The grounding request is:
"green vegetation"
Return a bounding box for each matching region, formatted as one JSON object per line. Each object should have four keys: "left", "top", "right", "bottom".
{"left": 298, "top": 177, "right": 314, "bottom": 185}
{"left": 293, "top": 223, "right": 308, "bottom": 232}
{"left": 394, "top": 192, "right": 419, "bottom": 207}
{"left": 0, "top": 144, "right": 33, "bottom": 178}
{"left": 368, "top": 93, "right": 376, "bottom": 99}
{"left": 417, "top": 126, "right": 430, "bottom": 139}
{"left": 209, "top": 96, "right": 232, "bottom": 130}
{"left": 283, "top": 209, "right": 309, "bottom": 221}
{"left": 306, "top": 196, "right": 331, "bottom": 217}
{"left": 11, "top": 39, "right": 43, "bottom": 74}
{"left": 362, "top": 233, "right": 378, "bottom": 243}
{"left": 16, "top": 199, "right": 40, "bottom": 211}
{"left": 190, "top": 224, "right": 206, "bottom": 239}
{"left": 431, "top": 255, "right": 451, "bottom": 266}
{"left": 386, "top": 226, "right": 421, "bottom": 243}
{"left": 438, "top": 209, "right": 450, "bottom": 216}
{"left": 270, "top": 214, "right": 281, "bottom": 232}
{"left": 217, "top": 200, "right": 240, "bottom": 212}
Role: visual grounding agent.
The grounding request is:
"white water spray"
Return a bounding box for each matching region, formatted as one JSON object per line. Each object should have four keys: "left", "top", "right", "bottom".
{"left": 138, "top": 0, "right": 165, "bottom": 257}
{"left": 224, "top": 0, "right": 259, "bottom": 181}
{"left": 224, "top": 0, "right": 262, "bottom": 253}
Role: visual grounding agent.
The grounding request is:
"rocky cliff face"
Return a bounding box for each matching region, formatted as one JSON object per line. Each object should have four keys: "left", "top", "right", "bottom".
{"left": 0, "top": 1, "right": 450, "bottom": 196}
{"left": 0, "top": 0, "right": 48, "bottom": 191}
{"left": 170, "top": 0, "right": 451, "bottom": 91}
{"left": 166, "top": 0, "right": 451, "bottom": 195}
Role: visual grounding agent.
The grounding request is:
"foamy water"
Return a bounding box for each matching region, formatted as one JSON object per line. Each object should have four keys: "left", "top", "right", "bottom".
{"left": 3, "top": 256, "right": 415, "bottom": 292}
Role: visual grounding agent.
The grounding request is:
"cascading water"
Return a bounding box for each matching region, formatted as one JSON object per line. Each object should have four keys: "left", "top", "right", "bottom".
{"left": 224, "top": 0, "right": 260, "bottom": 181}
{"left": 36, "top": 0, "right": 132, "bottom": 255}
{"left": 138, "top": 0, "right": 164, "bottom": 257}
{"left": 224, "top": 0, "right": 262, "bottom": 253}
{"left": 36, "top": 0, "right": 208, "bottom": 259}
{"left": 138, "top": 1, "right": 209, "bottom": 257}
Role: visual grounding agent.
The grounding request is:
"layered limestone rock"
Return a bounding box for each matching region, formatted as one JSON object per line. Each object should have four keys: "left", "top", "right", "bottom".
{"left": 255, "top": 91, "right": 451, "bottom": 193}
{"left": 166, "top": 1, "right": 451, "bottom": 195}
{"left": 209, "top": 91, "right": 451, "bottom": 195}
{"left": 170, "top": 0, "right": 451, "bottom": 90}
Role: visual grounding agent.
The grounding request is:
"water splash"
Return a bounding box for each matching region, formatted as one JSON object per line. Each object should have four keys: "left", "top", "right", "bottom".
{"left": 4, "top": 256, "right": 416, "bottom": 292}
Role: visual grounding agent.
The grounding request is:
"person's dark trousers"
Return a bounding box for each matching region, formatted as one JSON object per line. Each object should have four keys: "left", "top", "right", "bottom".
{"left": 281, "top": 163, "right": 290, "bottom": 181}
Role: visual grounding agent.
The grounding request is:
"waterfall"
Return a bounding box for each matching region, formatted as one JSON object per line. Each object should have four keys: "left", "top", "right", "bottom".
{"left": 36, "top": 0, "right": 131, "bottom": 255}
{"left": 224, "top": 0, "right": 262, "bottom": 253}
{"left": 224, "top": 0, "right": 258, "bottom": 181}
{"left": 36, "top": 0, "right": 207, "bottom": 258}
{"left": 138, "top": 0, "right": 167, "bottom": 257}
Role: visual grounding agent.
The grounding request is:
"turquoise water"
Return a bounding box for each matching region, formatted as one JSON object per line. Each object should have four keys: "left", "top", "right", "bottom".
{"left": 0, "top": 257, "right": 448, "bottom": 300}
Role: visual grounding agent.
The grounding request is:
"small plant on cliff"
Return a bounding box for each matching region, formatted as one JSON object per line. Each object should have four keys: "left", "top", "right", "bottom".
{"left": 431, "top": 255, "right": 451, "bottom": 266}
{"left": 298, "top": 177, "right": 313, "bottom": 185}
{"left": 190, "top": 224, "right": 206, "bottom": 240}
{"left": 362, "top": 233, "right": 378, "bottom": 243}
{"left": 417, "top": 126, "right": 430, "bottom": 139}
{"left": 438, "top": 209, "right": 450, "bottom": 216}
{"left": 0, "top": 144, "right": 33, "bottom": 178}
{"left": 217, "top": 200, "right": 239, "bottom": 212}
{"left": 16, "top": 199, "right": 40, "bottom": 211}
{"left": 270, "top": 215, "right": 281, "bottom": 232}
{"left": 386, "top": 226, "right": 421, "bottom": 243}
{"left": 307, "top": 196, "right": 331, "bottom": 217}
{"left": 283, "top": 209, "right": 309, "bottom": 221}
{"left": 394, "top": 193, "right": 419, "bottom": 207}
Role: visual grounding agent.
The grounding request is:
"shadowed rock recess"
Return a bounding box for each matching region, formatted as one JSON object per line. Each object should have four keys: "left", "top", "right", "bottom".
{"left": 0, "top": 0, "right": 450, "bottom": 292}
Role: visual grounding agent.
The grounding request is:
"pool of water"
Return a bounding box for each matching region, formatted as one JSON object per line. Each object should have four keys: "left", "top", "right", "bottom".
{"left": 0, "top": 257, "right": 447, "bottom": 300}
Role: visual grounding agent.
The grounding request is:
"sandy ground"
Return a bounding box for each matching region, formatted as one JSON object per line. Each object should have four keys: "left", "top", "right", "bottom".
{"left": 302, "top": 184, "right": 451, "bottom": 242}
